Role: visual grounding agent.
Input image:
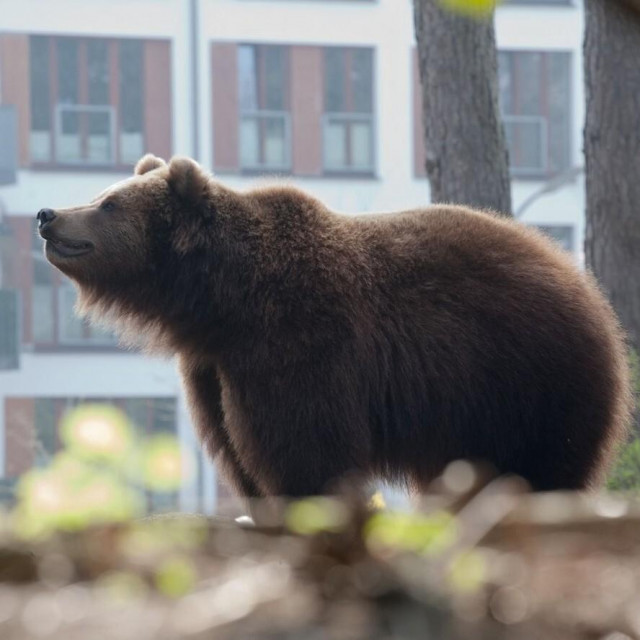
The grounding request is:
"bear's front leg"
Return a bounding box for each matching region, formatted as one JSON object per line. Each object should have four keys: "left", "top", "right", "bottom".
{"left": 214, "top": 447, "right": 264, "bottom": 499}
{"left": 178, "top": 357, "right": 266, "bottom": 503}
{"left": 238, "top": 399, "right": 371, "bottom": 499}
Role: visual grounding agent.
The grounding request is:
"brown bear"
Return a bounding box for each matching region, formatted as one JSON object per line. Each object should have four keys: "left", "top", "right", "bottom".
{"left": 37, "top": 154, "right": 632, "bottom": 501}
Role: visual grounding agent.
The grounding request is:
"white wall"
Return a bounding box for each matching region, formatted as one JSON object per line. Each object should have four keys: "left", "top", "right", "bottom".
{"left": 0, "top": 352, "right": 178, "bottom": 396}
{"left": 1, "top": 0, "right": 182, "bottom": 36}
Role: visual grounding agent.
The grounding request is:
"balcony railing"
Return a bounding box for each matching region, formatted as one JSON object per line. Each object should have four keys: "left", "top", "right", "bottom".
{"left": 323, "top": 112, "right": 374, "bottom": 174}
{"left": 240, "top": 110, "right": 291, "bottom": 172}
{"left": 503, "top": 114, "right": 549, "bottom": 175}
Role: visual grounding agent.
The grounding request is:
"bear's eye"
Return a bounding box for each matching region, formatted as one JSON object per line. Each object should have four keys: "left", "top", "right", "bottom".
{"left": 101, "top": 200, "right": 116, "bottom": 213}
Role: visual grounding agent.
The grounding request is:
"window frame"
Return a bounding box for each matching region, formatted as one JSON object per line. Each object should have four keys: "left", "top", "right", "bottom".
{"left": 28, "top": 35, "right": 146, "bottom": 171}
{"left": 237, "top": 44, "right": 292, "bottom": 174}
{"left": 321, "top": 46, "right": 376, "bottom": 177}
{"left": 498, "top": 49, "right": 573, "bottom": 180}
{"left": 31, "top": 246, "right": 119, "bottom": 351}
{"left": 533, "top": 224, "right": 575, "bottom": 252}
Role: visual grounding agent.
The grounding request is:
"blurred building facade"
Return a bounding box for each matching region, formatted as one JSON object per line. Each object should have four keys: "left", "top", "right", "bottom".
{"left": 0, "top": 0, "right": 584, "bottom": 512}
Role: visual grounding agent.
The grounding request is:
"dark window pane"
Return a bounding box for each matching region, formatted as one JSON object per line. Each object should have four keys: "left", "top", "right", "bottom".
{"left": 57, "top": 39, "right": 79, "bottom": 141}
{"left": 323, "top": 47, "right": 374, "bottom": 172}
{"left": 119, "top": 40, "right": 143, "bottom": 133}
{"left": 124, "top": 397, "right": 150, "bottom": 435}
{"left": 88, "top": 111, "right": 110, "bottom": 139}
{"left": 351, "top": 48, "right": 373, "bottom": 113}
{"left": 34, "top": 399, "right": 57, "bottom": 464}
{"left": 548, "top": 52, "right": 571, "bottom": 173}
{"left": 88, "top": 40, "right": 110, "bottom": 142}
{"left": 122, "top": 397, "right": 176, "bottom": 435}
{"left": 238, "top": 45, "right": 290, "bottom": 170}
{"left": 119, "top": 39, "right": 144, "bottom": 164}
{"left": 152, "top": 397, "right": 177, "bottom": 434}
{"left": 34, "top": 398, "right": 57, "bottom": 465}
{"left": 498, "top": 51, "right": 571, "bottom": 174}
{"left": 32, "top": 257, "right": 54, "bottom": 344}
{"left": 325, "top": 48, "right": 345, "bottom": 112}
{"left": 516, "top": 53, "right": 542, "bottom": 116}
{"left": 504, "top": 118, "right": 544, "bottom": 170}
{"left": 88, "top": 39, "right": 109, "bottom": 106}
{"left": 58, "top": 283, "right": 84, "bottom": 342}
{"left": 238, "top": 45, "right": 258, "bottom": 112}
{"left": 263, "top": 46, "right": 287, "bottom": 111}
{"left": 534, "top": 225, "right": 574, "bottom": 251}
{"left": 29, "top": 36, "right": 50, "bottom": 131}
{"left": 57, "top": 39, "right": 78, "bottom": 105}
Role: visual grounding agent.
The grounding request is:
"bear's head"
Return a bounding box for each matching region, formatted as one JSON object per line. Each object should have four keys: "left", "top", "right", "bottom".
{"left": 37, "top": 155, "right": 239, "bottom": 350}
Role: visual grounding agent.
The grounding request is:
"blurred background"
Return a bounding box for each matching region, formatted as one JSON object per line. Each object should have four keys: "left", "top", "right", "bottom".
{"left": 0, "top": 0, "right": 584, "bottom": 515}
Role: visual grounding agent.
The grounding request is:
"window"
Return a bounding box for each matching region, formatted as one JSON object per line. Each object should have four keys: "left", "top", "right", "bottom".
{"left": 34, "top": 398, "right": 57, "bottom": 468}
{"left": 29, "top": 36, "right": 144, "bottom": 166}
{"left": 32, "top": 256, "right": 55, "bottom": 344}
{"left": 0, "top": 289, "right": 19, "bottom": 370}
{"left": 119, "top": 40, "right": 145, "bottom": 164}
{"left": 212, "top": 42, "right": 376, "bottom": 177}
{"left": 323, "top": 47, "right": 374, "bottom": 174}
{"left": 32, "top": 240, "right": 117, "bottom": 347}
{"left": 238, "top": 44, "right": 290, "bottom": 171}
{"left": 498, "top": 51, "right": 571, "bottom": 176}
{"left": 533, "top": 225, "right": 574, "bottom": 252}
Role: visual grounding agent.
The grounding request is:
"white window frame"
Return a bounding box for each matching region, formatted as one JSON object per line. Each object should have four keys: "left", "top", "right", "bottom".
{"left": 239, "top": 109, "right": 292, "bottom": 172}
{"left": 54, "top": 104, "right": 117, "bottom": 166}
{"left": 322, "top": 111, "right": 375, "bottom": 173}
{"left": 503, "top": 114, "right": 549, "bottom": 175}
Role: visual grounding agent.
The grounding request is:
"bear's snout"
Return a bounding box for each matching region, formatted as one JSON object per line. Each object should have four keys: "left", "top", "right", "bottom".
{"left": 38, "top": 208, "right": 95, "bottom": 260}
{"left": 37, "top": 208, "right": 56, "bottom": 229}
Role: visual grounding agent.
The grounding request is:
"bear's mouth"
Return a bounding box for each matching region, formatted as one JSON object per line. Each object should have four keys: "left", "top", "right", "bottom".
{"left": 45, "top": 237, "right": 94, "bottom": 258}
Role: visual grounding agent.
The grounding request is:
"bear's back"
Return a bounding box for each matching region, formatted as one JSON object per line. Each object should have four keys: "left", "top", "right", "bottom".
{"left": 210, "top": 190, "right": 631, "bottom": 495}
{"left": 336, "top": 205, "right": 630, "bottom": 490}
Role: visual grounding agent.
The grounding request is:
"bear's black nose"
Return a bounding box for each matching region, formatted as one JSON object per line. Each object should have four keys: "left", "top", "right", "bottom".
{"left": 37, "top": 208, "right": 56, "bottom": 228}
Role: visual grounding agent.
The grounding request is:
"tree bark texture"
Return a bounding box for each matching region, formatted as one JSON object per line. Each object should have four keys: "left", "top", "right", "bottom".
{"left": 413, "top": 0, "right": 512, "bottom": 216}
{"left": 584, "top": 0, "right": 640, "bottom": 354}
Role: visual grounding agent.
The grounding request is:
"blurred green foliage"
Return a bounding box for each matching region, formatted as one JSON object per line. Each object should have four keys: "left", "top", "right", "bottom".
{"left": 438, "top": 0, "right": 501, "bottom": 17}
{"left": 448, "top": 550, "right": 486, "bottom": 592}
{"left": 607, "top": 437, "right": 640, "bottom": 493}
{"left": 155, "top": 556, "right": 198, "bottom": 597}
{"left": 12, "top": 404, "right": 190, "bottom": 539}
{"left": 365, "top": 510, "right": 457, "bottom": 556}
{"left": 286, "top": 497, "right": 349, "bottom": 535}
{"left": 607, "top": 349, "right": 640, "bottom": 493}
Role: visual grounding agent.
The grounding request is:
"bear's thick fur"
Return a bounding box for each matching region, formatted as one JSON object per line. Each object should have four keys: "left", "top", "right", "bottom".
{"left": 40, "top": 155, "right": 632, "bottom": 499}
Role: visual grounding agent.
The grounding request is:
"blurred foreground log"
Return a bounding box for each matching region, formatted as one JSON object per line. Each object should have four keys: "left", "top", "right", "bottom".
{"left": 1, "top": 485, "right": 640, "bottom": 639}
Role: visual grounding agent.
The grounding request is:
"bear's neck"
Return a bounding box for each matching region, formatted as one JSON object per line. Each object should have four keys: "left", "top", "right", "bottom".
{"left": 144, "top": 245, "right": 261, "bottom": 355}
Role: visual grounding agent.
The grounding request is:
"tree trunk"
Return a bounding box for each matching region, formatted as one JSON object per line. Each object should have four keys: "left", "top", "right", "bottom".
{"left": 584, "top": 0, "right": 640, "bottom": 355}
{"left": 413, "top": 0, "right": 512, "bottom": 216}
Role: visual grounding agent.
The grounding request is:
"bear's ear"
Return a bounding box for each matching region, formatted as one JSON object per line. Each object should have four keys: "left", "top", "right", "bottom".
{"left": 135, "top": 154, "right": 166, "bottom": 176}
{"left": 166, "top": 156, "right": 210, "bottom": 206}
